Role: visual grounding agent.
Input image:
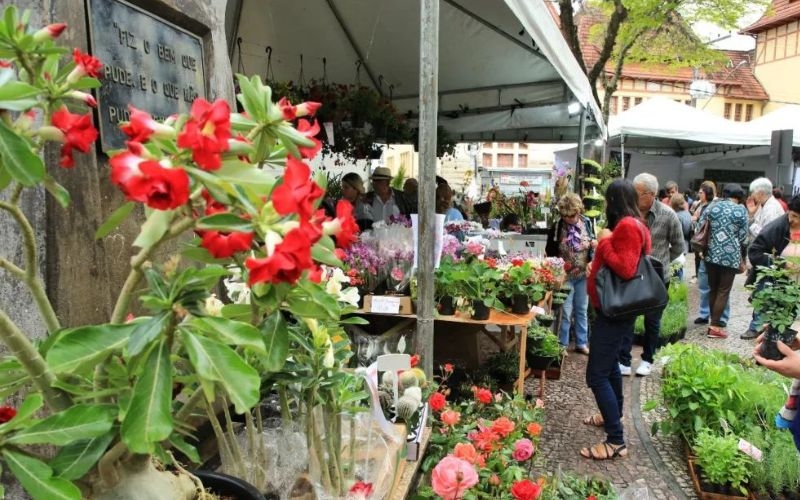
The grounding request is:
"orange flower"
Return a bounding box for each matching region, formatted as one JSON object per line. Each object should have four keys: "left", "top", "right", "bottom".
{"left": 452, "top": 442, "right": 479, "bottom": 464}
{"left": 491, "top": 417, "right": 515, "bottom": 437}
{"left": 526, "top": 422, "right": 542, "bottom": 437}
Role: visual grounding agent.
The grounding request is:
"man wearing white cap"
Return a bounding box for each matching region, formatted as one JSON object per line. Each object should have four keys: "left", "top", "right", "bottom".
{"left": 365, "top": 167, "right": 413, "bottom": 223}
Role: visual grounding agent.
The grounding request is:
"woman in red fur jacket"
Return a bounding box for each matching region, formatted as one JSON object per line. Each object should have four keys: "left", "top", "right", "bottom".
{"left": 580, "top": 179, "right": 651, "bottom": 461}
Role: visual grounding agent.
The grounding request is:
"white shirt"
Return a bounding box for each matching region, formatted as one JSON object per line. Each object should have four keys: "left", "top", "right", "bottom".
{"left": 750, "top": 196, "right": 785, "bottom": 239}
{"left": 372, "top": 193, "right": 400, "bottom": 223}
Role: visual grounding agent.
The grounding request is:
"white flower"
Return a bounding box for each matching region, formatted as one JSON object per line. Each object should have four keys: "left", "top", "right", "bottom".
{"left": 338, "top": 287, "right": 361, "bottom": 307}
{"left": 204, "top": 294, "right": 224, "bottom": 317}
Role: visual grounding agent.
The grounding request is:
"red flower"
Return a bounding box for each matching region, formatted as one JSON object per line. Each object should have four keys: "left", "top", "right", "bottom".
{"left": 177, "top": 98, "right": 231, "bottom": 171}
{"left": 200, "top": 230, "right": 254, "bottom": 258}
{"left": 271, "top": 157, "right": 324, "bottom": 220}
{"left": 50, "top": 107, "right": 98, "bottom": 167}
{"left": 490, "top": 417, "right": 515, "bottom": 437}
{"left": 510, "top": 479, "right": 541, "bottom": 500}
{"left": 473, "top": 387, "right": 492, "bottom": 404}
{"left": 296, "top": 119, "right": 322, "bottom": 159}
{"left": 109, "top": 151, "right": 189, "bottom": 210}
{"left": 71, "top": 48, "right": 103, "bottom": 78}
{"left": 485, "top": 257, "right": 497, "bottom": 269}
{"left": 323, "top": 200, "right": 359, "bottom": 248}
{"left": 0, "top": 406, "right": 16, "bottom": 424}
{"left": 511, "top": 257, "right": 525, "bottom": 267}
{"left": 201, "top": 189, "right": 228, "bottom": 215}
{"left": 444, "top": 363, "right": 454, "bottom": 373}
{"left": 428, "top": 392, "right": 446, "bottom": 412}
{"left": 120, "top": 106, "right": 172, "bottom": 142}
{"left": 278, "top": 97, "right": 322, "bottom": 120}
{"left": 33, "top": 23, "right": 66, "bottom": 42}
{"left": 587, "top": 496, "right": 597, "bottom": 500}
{"left": 245, "top": 228, "right": 314, "bottom": 285}
{"left": 348, "top": 480, "right": 373, "bottom": 498}
{"left": 409, "top": 354, "right": 420, "bottom": 368}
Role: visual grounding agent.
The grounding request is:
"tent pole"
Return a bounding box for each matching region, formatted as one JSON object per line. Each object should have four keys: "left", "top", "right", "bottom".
{"left": 621, "top": 134, "right": 626, "bottom": 179}
{"left": 416, "top": 0, "right": 439, "bottom": 378}
{"left": 574, "top": 104, "right": 587, "bottom": 195}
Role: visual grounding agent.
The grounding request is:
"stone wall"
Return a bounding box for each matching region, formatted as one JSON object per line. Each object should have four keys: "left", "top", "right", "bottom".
{"left": 1, "top": 0, "right": 234, "bottom": 329}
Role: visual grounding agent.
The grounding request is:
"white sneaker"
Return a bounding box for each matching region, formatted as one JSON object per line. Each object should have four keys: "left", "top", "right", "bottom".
{"left": 636, "top": 361, "right": 652, "bottom": 377}
{"left": 619, "top": 363, "right": 632, "bottom": 376}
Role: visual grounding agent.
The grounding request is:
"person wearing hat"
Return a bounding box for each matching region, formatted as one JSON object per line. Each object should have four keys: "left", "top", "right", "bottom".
{"left": 365, "top": 166, "right": 413, "bottom": 223}
{"left": 340, "top": 172, "right": 373, "bottom": 231}
{"left": 696, "top": 182, "right": 748, "bottom": 339}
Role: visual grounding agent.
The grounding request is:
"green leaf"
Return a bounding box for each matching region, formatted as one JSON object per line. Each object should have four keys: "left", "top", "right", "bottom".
{"left": 0, "top": 163, "right": 11, "bottom": 191}
{"left": 220, "top": 304, "right": 252, "bottom": 321}
{"left": 50, "top": 432, "right": 115, "bottom": 480}
{"left": 121, "top": 340, "right": 173, "bottom": 454}
{"left": 46, "top": 323, "right": 134, "bottom": 374}
{"left": 216, "top": 161, "right": 276, "bottom": 187}
{"left": 8, "top": 405, "right": 115, "bottom": 446}
{"left": 0, "top": 119, "right": 44, "bottom": 186}
{"left": 0, "top": 81, "right": 40, "bottom": 110}
{"left": 236, "top": 74, "right": 268, "bottom": 122}
{"left": 2, "top": 450, "right": 81, "bottom": 500}
{"left": 195, "top": 213, "right": 253, "bottom": 232}
{"left": 95, "top": 201, "right": 135, "bottom": 239}
{"left": 183, "top": 332, "right": 260, "bottom": 413}
{"left": 127, "top": 313, "right": 169, "bottom": 357}
{"left": 311, "top": 242, "right": 343, "bottom": 267}
{"left": 42, "top": 176, "right": 71, "bottom": 208}
{"left": 133, "top": 209, "right": 175, "bottom": 249}
{"left": 260, "top": 313, "right": 289, "bottom": 372}
{"left": 71, "top": 76, "right": 102, "bottom": 90}
{"left": 190, "top": 317, "right": 266, "bottom": 354}
{"left": 168, "top": 433, "right": 200, "bottom": 464}
{"left": 0, "top": 393, "right": 43, "bottom": 435}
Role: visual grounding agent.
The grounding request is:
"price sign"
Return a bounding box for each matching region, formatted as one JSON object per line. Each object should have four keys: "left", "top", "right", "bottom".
{"left": 370, "top": 296, "right": 401, "bottom": 314}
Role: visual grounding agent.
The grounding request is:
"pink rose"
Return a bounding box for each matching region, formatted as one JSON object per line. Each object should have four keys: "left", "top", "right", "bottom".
{"left": 431, "top": 456, "right": 478, "bottom": 499}
{"left": 512, "top": 438, "right": 535, "bottom": 461}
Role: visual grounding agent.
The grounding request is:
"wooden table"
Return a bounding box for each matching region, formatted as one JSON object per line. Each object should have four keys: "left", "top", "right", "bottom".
{"left": 355, "top": 309, "right": 534, "bottom": 394}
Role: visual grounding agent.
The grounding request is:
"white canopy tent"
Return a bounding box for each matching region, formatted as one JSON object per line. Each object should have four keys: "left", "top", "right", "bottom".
{"left": 741, "top": 105, "right": 800, "bottom": 147}
{"left": 232, "top": 0, "right": 604, "bottom": 143}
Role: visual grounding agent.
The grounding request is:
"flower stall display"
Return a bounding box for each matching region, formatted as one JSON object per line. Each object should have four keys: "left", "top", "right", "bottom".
{"left": 499, "top": 258, "right": 547, "bottom": 314}
{"left": 0, "top": 8, "right": 377, "bottom": 499}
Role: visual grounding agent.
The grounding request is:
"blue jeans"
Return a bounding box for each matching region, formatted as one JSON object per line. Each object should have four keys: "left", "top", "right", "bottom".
{"left": 748, "top": 279, "right": 765, "bottom": 332}
{"left": 586, "top": 312, "right": 634, "bottom": 445}
{"left": 559, "top": 276, "right": 589, "bottom": 348}
{"left": 698, "top": 260, "right": 730, "bottom": 323}
{"left": 618, "top": 306, "right": 664, "bottom": 366}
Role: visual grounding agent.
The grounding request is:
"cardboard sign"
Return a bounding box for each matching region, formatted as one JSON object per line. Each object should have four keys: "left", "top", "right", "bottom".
{"left": 369, "top": 295, "right": 401, "bottom": 314}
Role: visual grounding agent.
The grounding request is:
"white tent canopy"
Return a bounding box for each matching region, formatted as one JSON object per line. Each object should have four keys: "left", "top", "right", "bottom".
{"left": 741, "top": 105, "right": 800, "bottom": 147}
{"left": 233, "top": 0, "right": 604, "bottom": 143}
{"left": 607, "top": 97, "right": 761, "bottom": 156}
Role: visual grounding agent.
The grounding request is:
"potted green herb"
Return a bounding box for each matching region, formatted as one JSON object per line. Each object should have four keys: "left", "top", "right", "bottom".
{"left": 499, "top": 260, "right": 545, "bottom": 314}
{"left": 450, "top": 257, "right": 503, "bottom": 320}
{"left": 750, "top": 257, "right": 800, "bottom": 360}
{"left": 526, "top": 329, "right": 564, "bottom": 378}
{"left": 691, "top": 430, "right": 752, "bottom": 498}
{"left": 534, "top": 312, "right": 555, "bottom": 328}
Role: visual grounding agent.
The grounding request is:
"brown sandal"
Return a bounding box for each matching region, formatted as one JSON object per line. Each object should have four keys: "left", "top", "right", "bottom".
{"left": 580, "top": 441, "right": 627, "bottom": 460}
{"left": 582, "top": 413, "right": 604, "bottom": 427}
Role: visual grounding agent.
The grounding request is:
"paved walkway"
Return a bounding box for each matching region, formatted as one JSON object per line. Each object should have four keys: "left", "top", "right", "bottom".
{"left": 527, "top": 255, "right": 757, "bottom": 498}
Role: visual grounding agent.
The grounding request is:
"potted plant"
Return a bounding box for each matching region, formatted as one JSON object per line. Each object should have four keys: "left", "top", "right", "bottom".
{"left": 450, "top": 249, "right": 503, "bottom": 320}
{"left": 0, "top": 9, "right": 363, "bottom": 499}
{"left": 434, "top": 257, "right": 458, "bottom": 315}
{"left": 749, "top": 257, "right": 800, "bottom": 360}
{"left": 690, "top": 430, "right": 753, "bottom": 498}
{"left": 499, "top": 259, "right": 545, "bottom": 314}
{"left": 534, "top": 313, "right": 555, "bottom": 328}
{"left": 526, "top": 329, "right": 565, "bottom": 378}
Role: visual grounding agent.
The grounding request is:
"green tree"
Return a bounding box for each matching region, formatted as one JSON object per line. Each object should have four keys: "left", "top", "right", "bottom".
{"left": 557, "top": 0, "right": 767, "bottom": 123}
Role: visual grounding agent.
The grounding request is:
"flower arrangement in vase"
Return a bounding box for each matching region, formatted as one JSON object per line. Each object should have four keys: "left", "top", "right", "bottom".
{"left": 0, "top": 7, "right": 366, "bottom": 499}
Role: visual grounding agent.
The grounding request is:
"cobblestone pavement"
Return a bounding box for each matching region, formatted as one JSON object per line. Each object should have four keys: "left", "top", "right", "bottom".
{"left": 526, "top": 254, "right": 757, "bottom": 499}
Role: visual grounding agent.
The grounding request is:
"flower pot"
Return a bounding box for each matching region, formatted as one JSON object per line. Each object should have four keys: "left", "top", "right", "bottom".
{"left": 511, "top": 294, "right": 529, "bottom": 314}
{"left": 192, "top": 470, "right": 267, "bottom": 500}
{"left": 437, "top": 295, "right": 455, "bottom": 316}
{"left": 535, "top": 315, "right": 554, "bottom": 328}
{"left": 526, "top": 354, "right": 562, "bottom": 380}
{"left": 759, "top": 326, "right": 797, "bottom": 361}
{"left": 471, "top": 300, "right": 490, "bottom": 320}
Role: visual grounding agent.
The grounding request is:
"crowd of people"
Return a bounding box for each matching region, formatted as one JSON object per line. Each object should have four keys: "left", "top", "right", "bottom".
{"left": 337, "top": 167, "right": 800, "bottom": 456}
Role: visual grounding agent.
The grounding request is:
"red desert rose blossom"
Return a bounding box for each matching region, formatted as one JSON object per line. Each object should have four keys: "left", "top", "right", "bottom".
{"left": 50, "top": 107, "right": 98, "bottom": 167}
{"left": 32, "top": 23, "right": 67, "bottom": 42}
{"left": 428, "top": 392, "right": 447, "bottom": 412}
{"left": 510, "top": 479, "right": 541, "bottom": 500}
{"left": 176, "top": 98, "right": 231, "bottom": 171}
{"left": 120, "top": 106, "right": 173, "bottom": 142}
{"left": 277, "top": 97, "right": 322, "bottom": 120}
{"left": 0, "top": 406, "right": 17, "bottom": 424}
{"left": 109, "top": 153, "right": 190, "bottom": 210}
{"left": 347, "top": 480, "right": 373, "bottom": 498}
{"left": 296, "top": 119, "right": 322, "bottom": 159}
{"left": 71, "top": 48, "right": 103, "bottom": 78}
{"left": 322, "top": 200, "right": 359, "bottom": 249}
{"left": 271, "top": 157, "right": 324, "bottom": 220}
{"left": 200, "top": 230, "right": 254, "bottom": 258}
{"left": 245, "top": 228, "right": 315, "bottom": 286}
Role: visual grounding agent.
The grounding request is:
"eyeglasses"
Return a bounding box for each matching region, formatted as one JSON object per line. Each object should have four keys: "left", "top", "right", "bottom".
{"left": 562, "top": 212, "right": 579, "bottom": 218}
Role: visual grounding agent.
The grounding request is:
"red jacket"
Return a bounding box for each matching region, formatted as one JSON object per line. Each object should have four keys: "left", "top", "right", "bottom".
{"left": 587, "top": 216, "right": 651, "bottom": 309}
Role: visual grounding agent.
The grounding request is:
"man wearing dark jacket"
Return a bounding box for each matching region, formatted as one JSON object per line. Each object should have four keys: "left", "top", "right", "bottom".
{"left": 364, "top": 167, "right": 414, "bottom": 223}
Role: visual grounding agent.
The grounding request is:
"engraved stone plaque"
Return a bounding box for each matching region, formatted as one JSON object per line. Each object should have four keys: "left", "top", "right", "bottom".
{"left": 87, "top": 0, "right": 206, "bottom": 151}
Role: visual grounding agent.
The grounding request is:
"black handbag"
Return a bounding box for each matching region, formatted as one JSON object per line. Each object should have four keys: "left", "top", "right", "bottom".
{"left": 595, "top": 254, "right": 669, "bottom": 319}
